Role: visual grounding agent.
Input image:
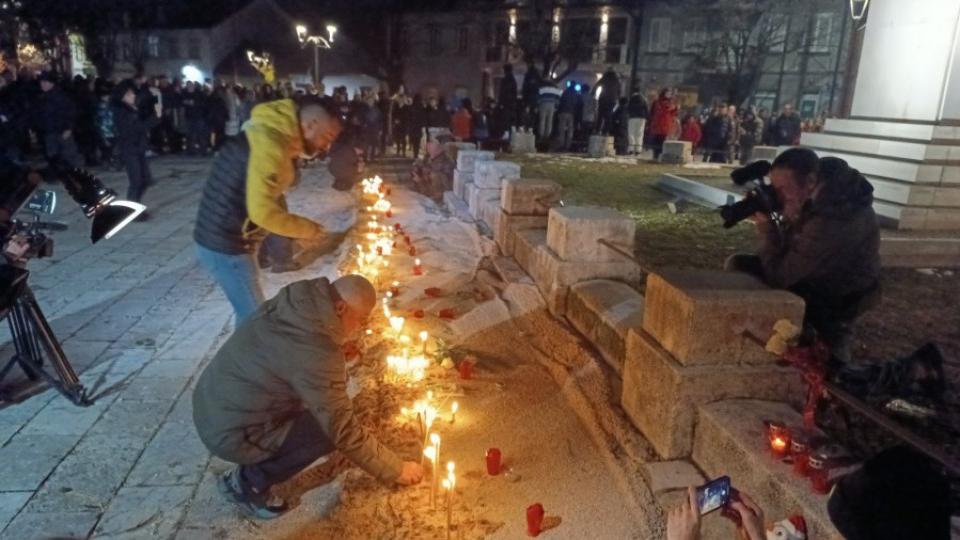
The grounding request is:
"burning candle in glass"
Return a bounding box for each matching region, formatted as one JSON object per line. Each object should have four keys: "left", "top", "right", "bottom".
{"left": 791, "top": 435, "right": 810, "bottom": 477}
{"left": 391, "top": 281, "right": 400, "bottom": 297}
{"left": 413, "top": 258, "right": 423, "bottom": 276}
{"left": 419, "top": 330, "right": 429, "bottom": 355}
{"left": 768, "top": 422, "right": 791, "bottom": 459}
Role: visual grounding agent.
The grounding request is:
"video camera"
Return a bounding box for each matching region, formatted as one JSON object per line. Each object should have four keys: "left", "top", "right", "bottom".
{"left": 0, "top": 159, "right": 146, "bottom": 405}
{"left": 719, "top": 160, "right": 781, "bottom": 228}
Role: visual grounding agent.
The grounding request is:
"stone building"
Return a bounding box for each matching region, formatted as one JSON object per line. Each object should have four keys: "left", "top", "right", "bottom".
{"left": 398, "top": 0, "right": 853, "bottom": 116}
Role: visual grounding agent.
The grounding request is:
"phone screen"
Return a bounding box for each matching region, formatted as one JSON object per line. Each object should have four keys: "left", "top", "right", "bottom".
{"left": 696, "top": 476, "right": 731, "bottom": 515}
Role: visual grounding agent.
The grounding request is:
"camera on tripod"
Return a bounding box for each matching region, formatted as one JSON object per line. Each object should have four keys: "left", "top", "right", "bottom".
{"left": 1, "top": 159, "right": 147, "bottom": 405}
{"left": 719, "top": 160, "right": 781, "bottom": 229}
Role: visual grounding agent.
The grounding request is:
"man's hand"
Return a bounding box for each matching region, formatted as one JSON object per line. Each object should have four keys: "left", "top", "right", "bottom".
{"left": 396, "top": 461, "right": 424, "bottom": 486}
{"left": 666, "top": 486, "right": 701, "bottom": 540}
{"left": 728, "top": 492, "right": 765, "bottom": 540}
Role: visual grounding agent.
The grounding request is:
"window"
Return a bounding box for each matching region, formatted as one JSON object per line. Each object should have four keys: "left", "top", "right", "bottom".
{"left": 766, "top": 13, "right": 788, "bottom": 52}
{"left": 167, "top": 37, "right": 180, "bottom": 59}
{"left": 187, "top": 38, "right": 200, "bottom": 59}
{"left": 428, "top": 25, "right": 441, "bottom": 54}
{"left": 682, "top": 24, "right": 706, "bottom": 52}
{"left": 810, "top": 12, "right": 832, "bottom": 53}
{"left": 146, "top": 35, "right": 160, "bottom": 58}
{"left": 648, "top": 17, "right": 670, "bottom": 52}
{"left": 607, "top": 17, "right": 628, "bottom": 46}
{"left": 457, "top": 26, "right": 469, "bottom": 54}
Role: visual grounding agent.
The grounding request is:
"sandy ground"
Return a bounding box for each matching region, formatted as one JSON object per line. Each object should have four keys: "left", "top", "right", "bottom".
{"left": 179, "top": 165, "right": 654, "bottom": 539}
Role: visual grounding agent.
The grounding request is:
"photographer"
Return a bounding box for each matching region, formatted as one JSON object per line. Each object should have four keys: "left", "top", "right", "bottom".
{"left": 725, "top": 148, "right": 881, "bottom": 362}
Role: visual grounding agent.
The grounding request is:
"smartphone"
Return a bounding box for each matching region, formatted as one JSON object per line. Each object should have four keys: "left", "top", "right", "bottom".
{"left": 696, "top": 475, "right": 731, "bottom": 515}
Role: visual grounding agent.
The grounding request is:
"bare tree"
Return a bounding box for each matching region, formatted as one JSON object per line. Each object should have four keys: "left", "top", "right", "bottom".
{"left": 681, "top": 0, "right": 813, "bottom": 107}
{"left": 510, "top": 0, "right": 600, "bottom": 82}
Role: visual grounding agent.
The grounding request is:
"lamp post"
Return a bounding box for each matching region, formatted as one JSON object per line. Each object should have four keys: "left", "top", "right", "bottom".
{"left": 849, "top": 0, "right": 870, "bottom": 21}
{"left": 296, "top": 23, "right": 336, "bottom": 88}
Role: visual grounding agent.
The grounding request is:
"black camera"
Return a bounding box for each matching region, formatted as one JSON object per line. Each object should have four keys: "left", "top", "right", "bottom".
{"left": 719, "top": 160, "right": 781, "bottom": 228}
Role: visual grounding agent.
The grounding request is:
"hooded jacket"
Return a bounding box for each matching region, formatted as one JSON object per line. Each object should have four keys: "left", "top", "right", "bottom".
{"left": 193, "top": 99, "right": 325, "bottom": 254}
{"left": 759, "top": 157, "right": 881, "bottom": 321}
{"left": 192, "top": 278, "right": 403, "bottom": 483}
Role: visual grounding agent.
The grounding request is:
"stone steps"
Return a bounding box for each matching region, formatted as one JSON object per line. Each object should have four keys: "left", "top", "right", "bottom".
{"left": 693, "top": 399, "right": 840, "bottom": 539}
{"left": 565, "top": 280, "right": 644, "bottom": 375}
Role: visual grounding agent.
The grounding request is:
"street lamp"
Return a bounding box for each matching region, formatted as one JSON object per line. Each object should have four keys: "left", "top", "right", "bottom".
{"left": 849, "top": 0, "right": 869, "bottom": 20}
{"left": 296, "top": 23, "right": 336, "bottom": 87}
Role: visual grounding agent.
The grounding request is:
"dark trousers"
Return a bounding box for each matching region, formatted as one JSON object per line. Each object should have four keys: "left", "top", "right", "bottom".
{"left": 651, "top": 134, "right": 667, "bottom": 159}
{"left": 186, "top": 121, "right": 208, "bottom": 154}
{"left": 43, "top": 132, "right": 83, "bottom": 168}
{"left": 410, "top": 129, "right": 423, "bottom": 159}
{"left": 724, "top": 253, "right": 855, "bottom": 362}
{"left": 240, "top": 412, "right": 335, "bottom": 494}
{"left": 122, "top": 152, "right": 152, "bottom": 202}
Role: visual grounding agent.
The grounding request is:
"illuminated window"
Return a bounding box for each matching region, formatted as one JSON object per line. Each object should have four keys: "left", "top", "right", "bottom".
{"left": 146, "top": 35, "right": 160, "bottom": 58}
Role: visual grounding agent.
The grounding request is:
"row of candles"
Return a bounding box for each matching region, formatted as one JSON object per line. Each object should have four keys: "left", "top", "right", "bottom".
{"left": 357, "top": 176, "right": 462, "bottom": 537}
{"left": 767, "top": 422, "right": 831, "bottom": 495}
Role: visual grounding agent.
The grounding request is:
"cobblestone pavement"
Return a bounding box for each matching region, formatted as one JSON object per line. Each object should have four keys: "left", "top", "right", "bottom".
{"left": 0, "top": 156, "right": 332, "bottom": 539}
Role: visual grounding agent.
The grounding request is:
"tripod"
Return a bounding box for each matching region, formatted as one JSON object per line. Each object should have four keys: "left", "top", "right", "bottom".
{"left": 0, "top": 286, "right": 90, "bottom": 406}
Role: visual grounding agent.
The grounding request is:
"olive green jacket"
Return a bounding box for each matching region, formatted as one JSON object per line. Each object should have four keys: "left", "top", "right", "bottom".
{"left": 192, "top": 278, "right": 402, "bottom": 483}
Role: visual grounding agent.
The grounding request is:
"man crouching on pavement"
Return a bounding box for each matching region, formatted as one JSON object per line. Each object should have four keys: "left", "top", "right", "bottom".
{"left": 192, "top": 275, "right": 423, "bottom": 519}
{"left": 725, "top": 148, "right": 881, "bottom": 363}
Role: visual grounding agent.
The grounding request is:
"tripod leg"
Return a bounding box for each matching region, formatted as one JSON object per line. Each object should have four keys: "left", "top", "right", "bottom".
{"left": 15, "top": 290, "right": 90, "bottom": 406}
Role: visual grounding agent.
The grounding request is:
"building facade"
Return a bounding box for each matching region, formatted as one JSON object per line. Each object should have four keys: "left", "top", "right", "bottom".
{"left": 399, "top": 0, "right": 853, "bottom": 116}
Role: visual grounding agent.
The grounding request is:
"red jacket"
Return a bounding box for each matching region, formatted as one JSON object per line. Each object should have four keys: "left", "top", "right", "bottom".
{"left": 680, "top": 118, "right": 702, "bottom": 148}
{"left": 451, "top": 109, "right": 472, "bottom": 141}
{"left": 650, "top": 97, "right": 678, "bottom": 137}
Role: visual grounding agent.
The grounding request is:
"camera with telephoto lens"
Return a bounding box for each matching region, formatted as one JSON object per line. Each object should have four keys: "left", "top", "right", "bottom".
{"left": 719, "top": 160, "right": 781, "bottom": 228}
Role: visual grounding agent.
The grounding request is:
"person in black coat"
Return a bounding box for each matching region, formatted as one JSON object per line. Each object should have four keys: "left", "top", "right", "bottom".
{"left": 407, "top": 94, "right": 426, "bottom": 159}
{"left": 112, "top": 81, "right": 155, "bottom": 208}
{"left": 497, "top": 64, "right": 518, "bottom": 130}
{"left": 34, "top": 72, "right": 83, "bottom": 168}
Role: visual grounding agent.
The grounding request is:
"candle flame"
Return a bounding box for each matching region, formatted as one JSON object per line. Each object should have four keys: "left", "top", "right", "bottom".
{"left": 419, "top": 330, "right": 429, "bottom": 342}
{"left": 451, "top": 402, "right": 459, "bottom": 414}
{"left": 430, "top": 433, "right": 440, "bottom": 445}
{"left": 423, "top": 445, "right": 437, "bottom": 461}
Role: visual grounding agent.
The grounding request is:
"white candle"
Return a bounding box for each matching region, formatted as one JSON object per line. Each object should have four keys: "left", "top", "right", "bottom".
{"left": 419, "top": 330, "right": 429, "bottom": 355}
{"left": 450, "top": 401, "right": 459, "bottom": 424}
{"left": 430, "top": 433, "right": 441, "bottom": 508}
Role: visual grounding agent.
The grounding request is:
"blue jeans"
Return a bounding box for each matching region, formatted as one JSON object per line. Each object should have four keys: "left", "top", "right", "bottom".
{"left": 195, "top": 244, "right": 264, "bottom": 323}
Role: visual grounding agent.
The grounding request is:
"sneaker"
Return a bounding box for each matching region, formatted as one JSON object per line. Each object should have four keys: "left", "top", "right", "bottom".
{"left": 217, "top": 467, "right": 288, "bottom": 520}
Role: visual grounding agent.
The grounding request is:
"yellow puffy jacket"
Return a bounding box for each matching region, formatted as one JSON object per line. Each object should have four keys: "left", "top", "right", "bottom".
{"left": 245, "top": 99, "right": 323, "bottom": 239}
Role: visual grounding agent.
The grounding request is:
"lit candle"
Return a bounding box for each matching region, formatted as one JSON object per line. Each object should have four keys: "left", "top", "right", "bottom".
{"left": 423, "top": 443, "right": 436, "bottom": 479}
{"left": 413, "top": 258, "right": 423, "bottom": 276}
{"left": 430, "top": 433, "right": 441, "bottom": 508}
{"left": 390, "top": 281, "right": 400, "bottom": 297}
{"left": 389, "top": 316, "right": 405, "bottom": 335}
{"left": 450, "top": 401, "right": 459, "bottom": 424}
{"left": 446, "top": 462, "right": 456, "bottom": 538}
{"left": 768, "top": 422, "right": 791, "bottom": 459}
{"left": 442, "top": 478, "right": 452, "bottom": 539}
{"left": 419, "top": 330, "right": 429, "bottom": 355}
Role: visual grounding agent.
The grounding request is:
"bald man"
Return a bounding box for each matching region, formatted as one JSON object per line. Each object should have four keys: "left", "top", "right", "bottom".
{"left": 194, "top": 96, "right": 344, "bottom": 323}
{"left": 192, "top": 276, "right": 423, "bottom": 519}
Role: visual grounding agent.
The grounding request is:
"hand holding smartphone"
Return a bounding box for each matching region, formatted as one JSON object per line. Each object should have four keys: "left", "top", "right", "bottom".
{"left": 695, "top": 475, "right": 732, "bottom": 515}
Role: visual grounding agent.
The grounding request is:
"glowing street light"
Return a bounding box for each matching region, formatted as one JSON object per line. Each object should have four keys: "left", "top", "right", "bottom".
{"left": 295, "top": 22, "right": 337, "bottom": 87}
{"left": 849, "top": 0, "right": 870, "bottom": 20}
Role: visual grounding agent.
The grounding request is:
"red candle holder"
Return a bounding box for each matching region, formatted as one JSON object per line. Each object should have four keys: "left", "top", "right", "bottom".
{"left": 526, "top": 503, "right": 544, "bottom": 537}
{"left": 394, "top": 223, "right": 402, "bottom": 231}
{"left": 458, "top": 359, "right": 474, "bottom": 380}
{"left": 486, "top": 448, "right": 502, "bottom": 475}
{"left": 768, "top": 422, "right": 791, "bottom": 459}
{"left": 809, "top": 452, "right": 831, "bottom": 494}
{"left": 390, "top": 285, "right": 400, "bottom": 297}
{"left": 791, "top": 436, "right": 810, "bottom": 477}
{"left": 376, "top": 246, "right": 383, "bottom": 256}
{"left": 385, "top": 209, "right": 392, "bottom": 218}
{"left": 413, "top": 260, "right": 423, "bottom": 275}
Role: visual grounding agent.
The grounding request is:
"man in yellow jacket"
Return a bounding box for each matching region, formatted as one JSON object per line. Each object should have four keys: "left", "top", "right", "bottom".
{"left": 194, "top": 96, "right": 342, "bottom": 322}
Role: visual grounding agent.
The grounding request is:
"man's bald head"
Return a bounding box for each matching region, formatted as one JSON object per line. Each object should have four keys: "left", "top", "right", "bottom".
{"left": 333, "top": 274, "right": 377, "bottom": 315}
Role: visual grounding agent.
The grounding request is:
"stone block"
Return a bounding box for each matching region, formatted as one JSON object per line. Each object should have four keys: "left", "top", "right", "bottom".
{"left": 444, "top": 141, "right": 477, "bottom": 163}
{"left": 693, "top": 400, "right": 840, "bottom": 539}
{"left": 513, "top": 228, "right": 547, "bottom": 277}
{"left": 642, "top": 269, "right": 805, "bottom": 366}
{"left": 621, "top": 328, "right": 803, "bottom": 459}
{"left": 588, "top": 135, "right": 615, "bottom": 158}
{"left": 546, "top": 206, "right": 636, "bottom": 263}
{"left": 453, "top": 170, "right": 473, "bottom": 199}
{"left": 456, "top": 150, "right": 495, "bottom": 173}
{"left": 642, "top": 460, "right": 705, "bottom": 494}
{"left": 510, "top": 129, "right": 537, "bottom": 154}
{"left": 528, "top": 244, "right": 642, "bottom": 316}
{"left": 752, "top": 146, "right": 779, "bottom": 162}
{"left": 443, "top": 191, "right": 473, "bottom": 222}
{"left": 478, "top": 195, "right": 502, "bottom": 230}
{"left": 466, "top": 183, "right": 500, "bottom": 220}
{"left": 660, "top": 141, "right": 693, "bottom": 164}
{"left": 494, "top": 209, "right": 548, "bottom": 256}
{"left": 475, "top": 160, "right": 522, "bottom": 189}
{"left": 501, "top": 178, "right": 563, "bottom": 216}
{"left": 566, "top": 280, "right": 644, "bottom": 374}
